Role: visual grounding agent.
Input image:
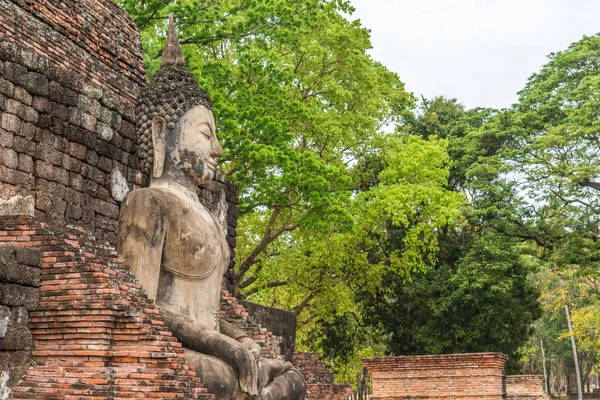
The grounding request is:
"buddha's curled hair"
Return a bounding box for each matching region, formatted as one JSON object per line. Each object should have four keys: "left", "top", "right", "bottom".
{"left": 136, "top": 66, "right": 213, "bottom": 176}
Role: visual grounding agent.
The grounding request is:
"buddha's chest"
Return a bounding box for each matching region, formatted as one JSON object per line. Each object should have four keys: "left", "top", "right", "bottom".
{"left": 161, "top": 200, "right": 226, "bottom": 278}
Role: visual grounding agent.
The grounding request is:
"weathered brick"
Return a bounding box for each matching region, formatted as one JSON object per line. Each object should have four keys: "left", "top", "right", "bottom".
{"left": 18, "top": 153, "right": 34, "bottom": 173}
{"left": 0, "top": 78, "right": 15, "bottom": 98}
{"left": 26, "top": 72, "right": 49, "bottom": 97}
{"left": 14, "top": 87, "right": 32, "bottom": 106}
{"left": 0, "top": 129, "right": 13, "bottom": 147}
{"left": 82, "top": 113, "right": 97, "bottom": 132}
{"left": 1, "top": 113, "right": 20, "bottom": 133}
{"left": 3, "top": 62, "right": 27, "bottom": 86}
{"left": 1, "top": 147, "right": 19, "bottom": 169}
{"left": 48, "top": 81, "right": 78, "bottom": 106}
{"left": 0, "top": 283, "right": 39, "bottom": 308}
{"left": 32, "top": 96, "right": 50, "bottom": 113}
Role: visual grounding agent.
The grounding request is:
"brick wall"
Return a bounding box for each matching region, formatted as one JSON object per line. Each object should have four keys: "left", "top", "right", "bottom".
{"left": 219, "top": 289, "right": 284, "bottom": 361}
{"left": 293, "top": 352, "right": 352, "bottom": 400}
{"left": 240, "top": 300, "right": 297, "bottom": 361}
{"left": 0, "top": 0, "right": 240, "bottom": 269}
{"left": 0, "top": 212, "right": 212, "bottom": 399}
{"left": 0, "top": 244, "right": 40, "bottom": 389}
{"left": 0, "top": 0, "right": 144, "bottom": 244}
{"left": 506, "top": 375, "right": 550, "bottom": 399}
{"left": 363, "top": 353, "right": 508, "bottom": 400}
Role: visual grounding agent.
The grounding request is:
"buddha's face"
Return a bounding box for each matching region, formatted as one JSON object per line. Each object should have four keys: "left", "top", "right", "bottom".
{"left": 169, "top": 104, "right": 223, "bottom": 185}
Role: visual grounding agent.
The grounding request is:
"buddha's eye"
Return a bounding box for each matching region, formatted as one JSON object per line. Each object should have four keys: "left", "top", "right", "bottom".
{"left": 199, "top": 129, "right": 211, "bottom": 139}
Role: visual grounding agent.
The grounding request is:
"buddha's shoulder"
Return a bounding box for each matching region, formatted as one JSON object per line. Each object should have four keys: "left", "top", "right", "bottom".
{"left": 121, "top": 187, "right": 177, "bottom": 211}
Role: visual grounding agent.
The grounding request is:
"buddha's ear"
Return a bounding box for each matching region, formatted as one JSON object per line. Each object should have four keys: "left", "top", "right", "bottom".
{"left": 151, "top": 117, "right": 167, "bottom": 179}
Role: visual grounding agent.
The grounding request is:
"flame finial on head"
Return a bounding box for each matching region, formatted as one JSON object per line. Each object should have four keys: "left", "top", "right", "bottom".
{"left": 161, "top": 13, "right": 185, "bottom": 67}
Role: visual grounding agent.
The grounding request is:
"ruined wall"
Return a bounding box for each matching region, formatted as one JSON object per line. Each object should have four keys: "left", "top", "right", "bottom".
{"left": 240, "top": 300, "right": 297, "bottom": 361}
{"left": 0, "top": 0, "right": 240, "bottom": 270}
{"left": 363, "top": 353, "right": 508, "bottom": 400}
{"left": 293, "top": 352, "right": 352, "bottom": 400}
{"left": 506, "top": 375, "right": 550, "bottom": 399}
{"left": 0, "top": 228, "right": 40, "bottom": 389}
{"left": 0, "top": 0, "right": 145, "bottom": 244}
{"left": 0, "top": 212, "right": 212, "bottom": 399}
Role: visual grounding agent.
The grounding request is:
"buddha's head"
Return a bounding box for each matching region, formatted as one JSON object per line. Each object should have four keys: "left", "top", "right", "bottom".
{"left": 137, "top": 15, "right": 223, "bottom": 186}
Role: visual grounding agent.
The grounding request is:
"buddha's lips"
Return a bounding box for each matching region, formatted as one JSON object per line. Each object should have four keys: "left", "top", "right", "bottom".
{"left": 206, "top": 159, "right": 217, "bottom": 170}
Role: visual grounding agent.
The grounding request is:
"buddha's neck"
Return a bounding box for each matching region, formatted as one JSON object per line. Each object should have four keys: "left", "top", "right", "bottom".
{"left": 150, "top": 174, "right": 199, "bottom": 203}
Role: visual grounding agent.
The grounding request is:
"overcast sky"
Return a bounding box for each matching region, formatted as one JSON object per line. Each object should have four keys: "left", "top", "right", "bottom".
{"left": 349, "top": 0, "right": 600, "bottom": 109}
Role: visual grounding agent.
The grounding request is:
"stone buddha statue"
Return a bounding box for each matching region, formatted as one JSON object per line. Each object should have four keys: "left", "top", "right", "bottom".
{"left": 117, "top": 15, "right": 305, "bottom": 400}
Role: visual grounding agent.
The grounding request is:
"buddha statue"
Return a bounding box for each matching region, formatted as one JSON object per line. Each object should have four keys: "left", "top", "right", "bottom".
{"left": 117, "top": 15, "right": 306, "bottom": 400}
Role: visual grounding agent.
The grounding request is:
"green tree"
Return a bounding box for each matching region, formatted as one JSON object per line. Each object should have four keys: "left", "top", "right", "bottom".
{"left": 358, "top": 97, "right": 542, "bottom": 373}
{"left": 118, "top": 0, "right": 414, "bottom": 299}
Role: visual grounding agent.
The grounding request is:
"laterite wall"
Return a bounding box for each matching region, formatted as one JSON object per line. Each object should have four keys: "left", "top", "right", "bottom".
{"left": 0, "top": 0, "right": 145, "bottom": 244}
{"left": 0, "top": 0, "right": 238, "bottom": 274}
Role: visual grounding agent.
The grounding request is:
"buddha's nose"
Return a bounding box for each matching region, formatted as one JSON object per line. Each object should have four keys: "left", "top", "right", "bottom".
{"left": 211, "top": 137, "right": 224, "bottom": 158}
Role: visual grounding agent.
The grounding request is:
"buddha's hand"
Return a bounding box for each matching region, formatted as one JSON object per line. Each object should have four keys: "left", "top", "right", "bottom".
{"left": 203, "top": 330, "right": 259, "bottom": 396}
{"left": 229, "top": 337, "right": 260, "bottom": 396}
{"left": 240, "top": 336, "right": 262, "bottom": 361}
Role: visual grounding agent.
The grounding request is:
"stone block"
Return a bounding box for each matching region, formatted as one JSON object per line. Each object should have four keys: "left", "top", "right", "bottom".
{"left": 69, "top": 172, "right": 84, "bottom": 191}
{"left": 3, "top": 62, "right": 27, "bottom": 87}
{"left": 0, "top": 94, "right": 5, "bottom": 111}
{"left": 1, "top": 113, "right": 21, "bottom": 133}
{"left": 18, "top": 122, "right": 36, "bottom": 140}
{"left": 49, "top": 101, "right": 69, "bottom": 120}
{"left": 32, "top": 96, "right": 49, "bottom": 113}
{"left": 0, "top": 306, "right": 33, "bottom": 351}
{"left": 0, "top": 196, "right": 34, "bottom": 217}
{"left": 14, "top": 87, "right": 32, "bottom": 106}
{"left": 0, "top": 129, "right": 13, "bottom": 148}
{"left": 17, "top": 46, "right": 47, "bottom": 73}
{"left": 82, "top": 113, "right": 97, "bottom": 132}
{"left": 0, "top": 78, "right": 14, "bottom": 98}
{"left": 97, "top": 156, "right": 113, "bottom": 173}
{"left": 13, "top": 136, "right": 35, "bottom": 156}
{"left": 101, "top": 90, "right": 121, "bottom": 111}
{"left": 66, "top": 142, "right": 86, "bottom": 160}
{"left": 34, "top": 160, "right": 54, "bottom": 181}
{"left": 97, "top": 122, "right": 114, "bottom": 141}
{"left": 18, "top": 154, "right": 34, "bottom": 173}
{"left": 48, "top": 81, "right": 78, "bottom": 106}
{"left": 26, "top": 72, "right": 49, "bottom": 97}
{"left": 62, "top": 154, "right": 82, "bottom": 173}
{"left": 36, "top": 114, "right": 52, "bottom": 129}
{"left": 1, "top": 148, "right": 18, "bottom": 169}
{"left": 0, "top": 284, "right": 39, "bottom": 308}
{"left": 66, "top": 203, "right": 83, "bottom": 220}
{"left": 68, "top": 106, "right": 83, "bottom": 126}
{"left": 81, "top": 81, "right": 103, "bottom": 100}
{"left": 14, "top": 248, "right": 41, "bottom": 267}
{"left": 0, "top": 263, "right": 40, "bottom": 287}
{"left": 0, "top": 349, "right": 30, "bottom": 388}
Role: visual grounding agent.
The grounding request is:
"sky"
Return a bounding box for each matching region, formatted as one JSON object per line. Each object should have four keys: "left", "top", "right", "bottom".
{"left": 349, "top": 0, "right": 600, "bottom": 109}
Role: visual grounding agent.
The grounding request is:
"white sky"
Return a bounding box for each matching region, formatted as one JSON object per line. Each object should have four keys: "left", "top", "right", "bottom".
{"left": 349, "top": 0, "right": 600, "bottom": 109}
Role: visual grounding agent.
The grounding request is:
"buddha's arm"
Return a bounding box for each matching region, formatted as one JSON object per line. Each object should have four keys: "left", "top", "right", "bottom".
{"left": 160, "top": 309, "right": 259, "bottom": 396}
{"left": 220, "top": 320, "right": 262, "bottom": 360}
{"left": 117, "top": 192, "right": 166, "bottom": 301}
